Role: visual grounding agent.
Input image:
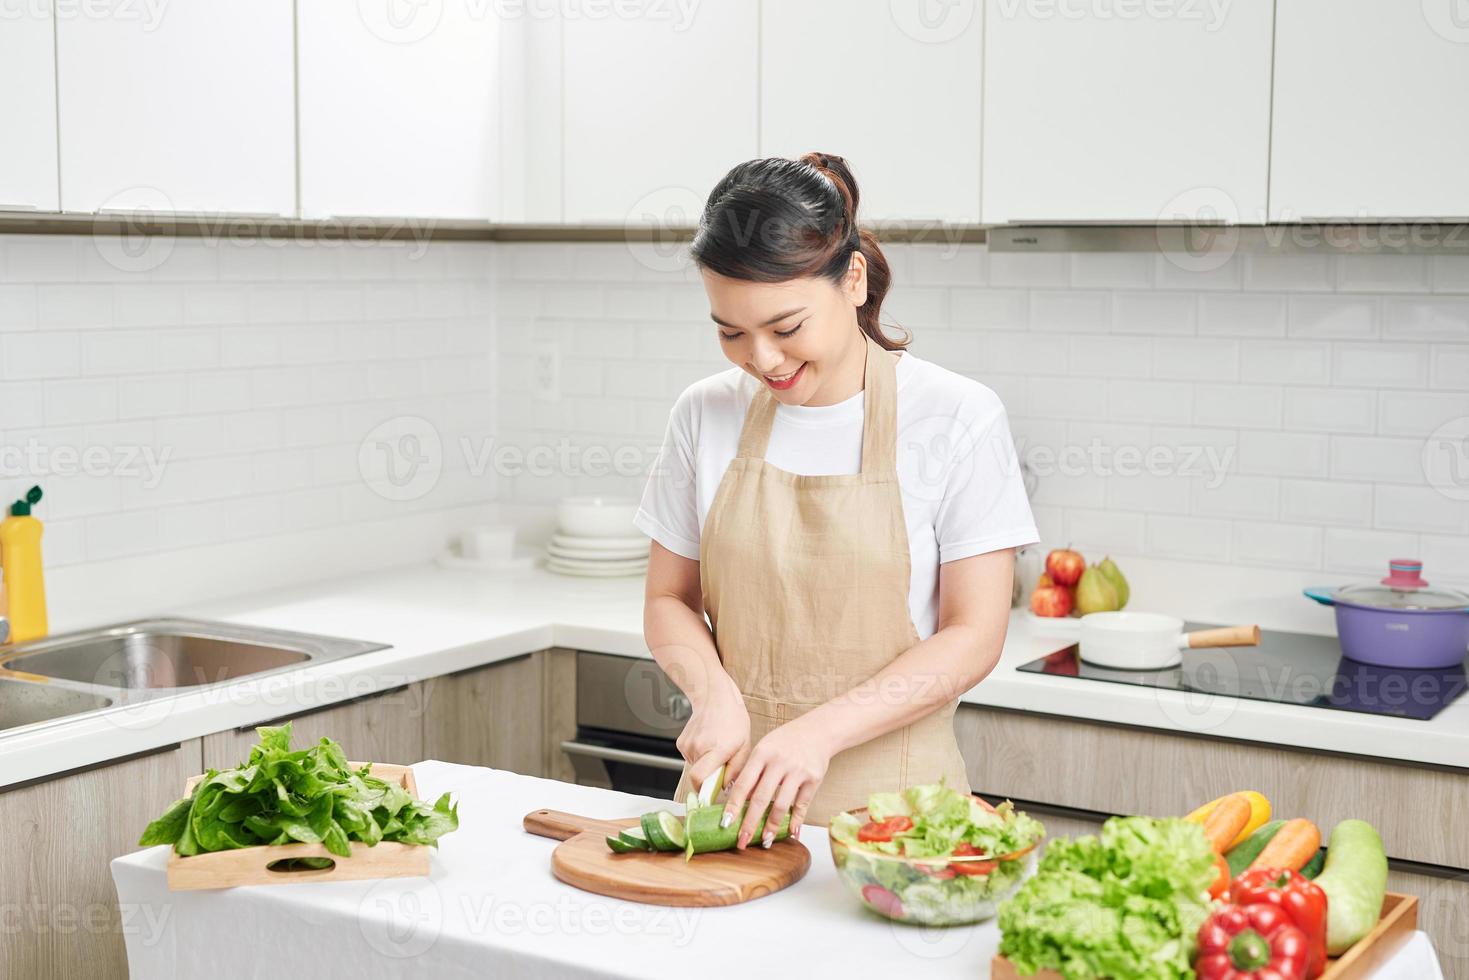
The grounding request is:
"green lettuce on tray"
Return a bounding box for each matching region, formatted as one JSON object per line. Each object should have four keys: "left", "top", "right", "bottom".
{"left": 138, "top": 722, "right": 458, "bottom": 860}
{"left": 997, "top": 815, "right": 1217, "bottom": 980}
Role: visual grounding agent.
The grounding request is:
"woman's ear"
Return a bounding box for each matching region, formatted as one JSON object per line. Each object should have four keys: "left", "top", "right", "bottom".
{"left": 844, "top": 251, "right": 869, "bottom": 308}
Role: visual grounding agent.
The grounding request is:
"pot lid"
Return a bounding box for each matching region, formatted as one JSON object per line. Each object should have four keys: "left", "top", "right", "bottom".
{"left": 1336, "top": 561, "right": 1469, "bottom": 610}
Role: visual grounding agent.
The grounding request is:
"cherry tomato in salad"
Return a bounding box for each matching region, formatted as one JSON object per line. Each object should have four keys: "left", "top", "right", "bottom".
{"left": 917, "top": 862, "right": 958, "bottom": 880}
{"left": 950, "top": 841, "right": 998, "bottom": 876}
{"left": 861, "top": 884, "right": 904, "bottom": 919}
{"left": 857, "top": 816, "right": 913, "bottom": 843}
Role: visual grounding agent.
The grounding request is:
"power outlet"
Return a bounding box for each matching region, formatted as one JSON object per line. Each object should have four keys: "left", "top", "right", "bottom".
{"left": 532, "top": 340, "right": 561, "bottom": 402}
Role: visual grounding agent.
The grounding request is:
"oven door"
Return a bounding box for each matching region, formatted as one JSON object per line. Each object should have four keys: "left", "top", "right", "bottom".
{"left": 566, "top": 652, "right": 690, "bottom": 799}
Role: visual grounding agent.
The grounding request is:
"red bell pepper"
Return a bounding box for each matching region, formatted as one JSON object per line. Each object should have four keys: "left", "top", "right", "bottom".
{"left": 1196, "top": 903, "right": 1310, "bottom": 980}
{"left": 1228, "top": 868, "right": 1330, "bottom": 979}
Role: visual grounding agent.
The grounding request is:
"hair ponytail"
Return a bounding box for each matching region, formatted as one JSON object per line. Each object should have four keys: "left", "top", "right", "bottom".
{"left": 689, "top": 152, "right": 906, "bottom": 350}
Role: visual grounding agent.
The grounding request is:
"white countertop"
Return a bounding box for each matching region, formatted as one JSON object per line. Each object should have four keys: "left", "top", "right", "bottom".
{"left": 5, "top": 561, "right": 1468, "bottom": 788}
{"left": 109, "top": 762, "right": 1443, "bottom": 980}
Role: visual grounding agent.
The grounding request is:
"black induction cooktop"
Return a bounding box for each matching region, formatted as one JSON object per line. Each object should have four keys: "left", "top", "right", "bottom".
{"left": 1017, "top": 622, "right": 1468, "bottom": 721}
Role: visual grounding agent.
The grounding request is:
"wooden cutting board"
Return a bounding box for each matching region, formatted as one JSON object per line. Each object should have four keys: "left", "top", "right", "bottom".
{"left": 523, "top": 808, "right": 811, "bottom": 907}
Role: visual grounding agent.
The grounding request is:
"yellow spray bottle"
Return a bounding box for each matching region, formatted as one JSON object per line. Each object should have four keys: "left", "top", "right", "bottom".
{"left": 0, "top": 485, "right": 48, "bottom": 644}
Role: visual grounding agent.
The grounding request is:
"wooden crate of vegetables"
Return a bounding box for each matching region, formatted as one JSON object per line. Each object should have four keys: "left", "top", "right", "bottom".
{"left": 136, "top": 722, "right": 459, "bottom": 890}
{"left": 992, "top": 791, "right": 1417, "bottom": 980}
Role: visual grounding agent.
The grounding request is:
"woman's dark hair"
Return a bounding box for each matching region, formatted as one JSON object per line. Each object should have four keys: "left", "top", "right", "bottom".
{"left": 689, "top": 152, "right": 905, "bottom": 350}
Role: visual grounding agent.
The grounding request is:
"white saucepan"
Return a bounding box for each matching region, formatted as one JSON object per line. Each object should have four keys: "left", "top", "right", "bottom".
{"left": 1078, "top": 611, "right": 1261, "bottom": 670}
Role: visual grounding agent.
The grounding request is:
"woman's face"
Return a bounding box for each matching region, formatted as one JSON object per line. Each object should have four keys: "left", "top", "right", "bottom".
{"left": 701, "top": 253, "right": 869, "bottom": 407}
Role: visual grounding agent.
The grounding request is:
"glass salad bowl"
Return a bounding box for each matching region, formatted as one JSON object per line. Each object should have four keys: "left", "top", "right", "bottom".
{"left": 828, "top": 804, "right": 1042, "bottom": 926}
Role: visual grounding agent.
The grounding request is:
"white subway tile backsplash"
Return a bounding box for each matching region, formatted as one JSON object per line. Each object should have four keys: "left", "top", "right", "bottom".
{"left": 1106, "top": 379, "right": 1191, "bottom": 424}
{"left": 1192, "top": 474, "right": 1280, "bottom": 519}
{"left": 1192, "top": 383, "right": 1282, "bottom": 429}
{"left": 1430, "top": 345, "right": 1469, "bottom": 390}
{"left": 1422, "top": 534, "right": 1469, "bottom": 581}
{"left": 44, "top": 379, "right": 117, "bottom": 426}
{"left": 1112, "top": 291, "right": 1198, "bottom": 335}
{"left": 1243, "top": 254, "right": 1334, "bottom": 292}
{"left": 1237, "top": 431, "right": 1329, "bottom": 477}
{"left": 1068, "top": 336, "right": 1151, "bottom": 379}
{"left": 987, "top": 252, "right": 1069, "bottom": 288}
{"left": 1429, "top": 257, "right": 1469, "bottom": 294}
{"left": 3, "top": 332, "right": 81, "bottom": 379}
{"left": 0, "top": 381, "right": 45, "bottom": 429}
{"left": 1329, "top": 435, "right": 1425, "bottom": 485}
{"left": 0, "top": 284, "right": 38, "bottom": 329}
{"left": 1197, "top": 293, "right": 1285, "bottom": 337}
{"left": 1145, "top": 514, "right": 1231, "bottom": 561}
{"left": 951, "top": 288, "right": 1027, "bottom": 330}
{"left": 38, "top": 284, "right": 112, "bottom": 329}
{"left": 1239, "top": 340, "right": 1329, "bottom": 385}
{"left": 1065, "top": 508, "right": 1146, "bottom": 553}
{"left": 1324, "top": 528, "right": 1422, "bottom": 576}
{"left": 1381, "top": 297, "right": 1469, "bottom": 341}
{"left": 1377, "top": 391, "right": 1469, "bottom": 437}
{"left": 1069, "top": 253, "right": 1154, "bottom": 290}
{"left": 1231, "top": 520, "right": 1323, "bottom": 569}
{"left": 1282, "top": 387, "right": 1376, "bottom": 434}
{"left": 1287, "top": 295, "right": 1377, "bottom": 339}
{"left": 1152, "top": 338, "right": 1239, "bottom": 381}
{"left": 1373, "top": 485, "right": 1469, "bottom": 534}
{"left": 114, "top": 284, "right": 186, "bottom": 327}
{"left": 1332, "top": 343, "right": 1429, "bottom": 388}
{"left": 1280, "top": 479, "right": 1373, "bottom": 527}
{"left": 1031, "top": 290, "right": 1111, "bottom": 333}
{"left": 907, "top": 244, "right": 986, "bottom": 285}
{"left": 1152, "top": 253, "right": 1242, "bottom": 291}
{"left": 1334, "top": 254, "right": 1431, "bottom": 293}
{"left": 884, "top": 286, "right": 948, "bottom": 328}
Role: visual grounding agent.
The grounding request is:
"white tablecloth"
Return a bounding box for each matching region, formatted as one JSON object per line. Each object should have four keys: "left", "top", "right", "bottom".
{"left": 111, "top": 762, "right": 1444, "bottom": 979}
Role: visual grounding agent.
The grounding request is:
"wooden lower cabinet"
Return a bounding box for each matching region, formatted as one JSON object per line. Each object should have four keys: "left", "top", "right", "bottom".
{"left": 202, "top": 682, "right": 426, "bottom": 770}
{"left": 958, "top": 703, "right": 1469, "bottom": 979}
{"left": 0, "top": 739, "right": 203, "bottom": 980}
{"left": 420, "top": 651, "right": 551, "bottom": 777}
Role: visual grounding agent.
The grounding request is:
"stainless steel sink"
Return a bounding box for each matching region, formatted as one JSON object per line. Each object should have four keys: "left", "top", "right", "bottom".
{"left": 0, "top": 618, "right": 390, "bottom": 735}
{"left": 0, "top": 677, "right": 113, "bottom": 733}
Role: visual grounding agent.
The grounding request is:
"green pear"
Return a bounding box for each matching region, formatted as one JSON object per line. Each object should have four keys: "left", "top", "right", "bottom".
{"left": 1075, "top": 565, "right": 1120, "bottom": 615}
{"left": 1097, "top": 556, "right": 1130, "bottom": 609}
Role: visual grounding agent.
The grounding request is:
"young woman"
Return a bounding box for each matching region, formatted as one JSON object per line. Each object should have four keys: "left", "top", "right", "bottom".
{"left": 635, "top": 152, "right": 1038, "bottom": 851}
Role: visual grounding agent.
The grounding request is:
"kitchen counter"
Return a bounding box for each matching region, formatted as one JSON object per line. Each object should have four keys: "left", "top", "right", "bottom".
{"left": 109, "top": 762, "right": 1444, "bottom": 980}
{"left": 5, "top": 562, "right": 1468, "bottom": 788}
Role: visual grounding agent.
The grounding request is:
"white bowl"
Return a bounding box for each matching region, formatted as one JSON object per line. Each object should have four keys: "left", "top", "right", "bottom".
{"left": 556, "top": 496, "right": 640, "bottom": 539}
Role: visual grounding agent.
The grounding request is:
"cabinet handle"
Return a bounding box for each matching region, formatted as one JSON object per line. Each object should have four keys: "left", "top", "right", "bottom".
{"left": 559, "top": 740, "right": 685, "bottom": 772}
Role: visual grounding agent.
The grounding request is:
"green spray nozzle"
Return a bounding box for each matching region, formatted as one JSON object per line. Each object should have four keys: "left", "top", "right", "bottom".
{"left": 9, "top": 485, "right": 42, "bottom": 517}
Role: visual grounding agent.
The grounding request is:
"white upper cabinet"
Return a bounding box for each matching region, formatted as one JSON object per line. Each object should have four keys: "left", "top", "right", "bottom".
{"left": 1270, "top": 1, "right": 1469, "bottom": 221}
{"left": 56, "top": 0, "right": 294, "bottom": 216}
{"left": 761, "top": 1, "right": 983, "bottom": 225}
{"left": 981, "top": 0, "right": 1273, "bottom": 225}
{"left": 297, "top": 1, "right": 502, "bottom": 221}
{"left": 561, "top": 3, "right": 758, "bottom": 225}
{"left": 0, "top": 2, "right": 59, "bottom": 212}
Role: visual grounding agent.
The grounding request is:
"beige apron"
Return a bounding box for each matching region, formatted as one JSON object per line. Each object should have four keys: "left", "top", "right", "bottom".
{"left": 673, "top": 336, "right": 971, "bottom": 825}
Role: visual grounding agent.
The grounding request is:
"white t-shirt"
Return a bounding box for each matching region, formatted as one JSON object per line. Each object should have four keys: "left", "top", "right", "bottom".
{"left": 634, "top": 350, "right": 1040, "bottom": 639}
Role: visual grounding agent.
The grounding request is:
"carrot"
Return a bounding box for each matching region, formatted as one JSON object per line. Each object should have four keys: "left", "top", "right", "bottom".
{"left": 1249, "top": 818, "right": 1322, "bottom": 873}
{"left": 1208, "top": 852, "right": 1231, "bottom": 898}
{"left": 1201, "top": 793, "right": 1252, "bottom": 853}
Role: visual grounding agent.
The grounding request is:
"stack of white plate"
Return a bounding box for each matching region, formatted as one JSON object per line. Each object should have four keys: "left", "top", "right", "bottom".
{"left": 545, "top": 496, "right": 649, "bottom": 578}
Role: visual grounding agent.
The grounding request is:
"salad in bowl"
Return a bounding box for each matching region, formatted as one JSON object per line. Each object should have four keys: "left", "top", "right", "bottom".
{"left": 828, "top": 782, "right": 1045, "bottom": 926}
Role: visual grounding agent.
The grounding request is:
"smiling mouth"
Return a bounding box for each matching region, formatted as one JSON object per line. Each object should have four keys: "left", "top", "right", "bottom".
{"left": 762, "top": 363, "right": 807, "bottom": 389}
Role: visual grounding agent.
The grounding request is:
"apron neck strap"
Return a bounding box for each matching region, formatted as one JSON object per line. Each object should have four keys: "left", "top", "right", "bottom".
{"left": 734, "top": 335, "right": 898, "bottom": 475}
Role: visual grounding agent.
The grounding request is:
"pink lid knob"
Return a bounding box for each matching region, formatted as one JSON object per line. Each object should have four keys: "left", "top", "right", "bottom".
{"left": 1381, "top": 559, "right": 1428, "bottom": 590}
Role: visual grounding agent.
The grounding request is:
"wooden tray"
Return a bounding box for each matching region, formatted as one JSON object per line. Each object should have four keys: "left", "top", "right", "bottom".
{"left": 165, "top": 763, "right": 430, "bottom": 891}
{"left": 991, "top": 892, "right": 1418, "bottom": 980}
{"left": 523, "top": 808, "right": 810, "bottom": 907}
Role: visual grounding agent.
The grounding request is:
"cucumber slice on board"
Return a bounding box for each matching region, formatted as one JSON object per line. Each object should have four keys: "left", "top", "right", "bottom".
{"left": 606, "top": 835, "right": 642, "bottom": 854}
{"left": 618, "top": 826, "right": 654, "bottom": 851}
{"left": 641, "top": 810, "right": 686, "bottom": 851}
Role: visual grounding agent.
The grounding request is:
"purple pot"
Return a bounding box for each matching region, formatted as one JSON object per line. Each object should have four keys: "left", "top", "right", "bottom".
{"left": 1305, "top": 560, "right": 1469, "bottom": 670}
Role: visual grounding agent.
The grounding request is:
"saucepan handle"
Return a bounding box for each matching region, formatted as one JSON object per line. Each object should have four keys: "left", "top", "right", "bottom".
{"left": 1303, "top": 587, "right": 1337, "bottom": 607}
{"left": 1181, "top": 625, "right": 1261, "bottom": 649}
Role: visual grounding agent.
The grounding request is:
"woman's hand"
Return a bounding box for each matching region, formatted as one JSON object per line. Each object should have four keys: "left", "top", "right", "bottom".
{"left": 721, "top": 715, "right": 834, "bottom": 848}
{"left": 676, "top": 674, "right": 751, "bottom": 790}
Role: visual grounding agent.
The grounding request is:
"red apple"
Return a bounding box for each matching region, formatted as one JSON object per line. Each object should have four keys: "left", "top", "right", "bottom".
{"left": 1045, "top": 548, "right": 1085, "bottom": 587}
{"left": 1029, "top": 584, "right": 1075, "bottom": 618}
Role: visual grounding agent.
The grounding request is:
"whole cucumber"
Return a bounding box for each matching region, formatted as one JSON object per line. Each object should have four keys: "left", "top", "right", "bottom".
{"left": 1226, "top": 819, "right": 1285, "bottom": 877}
{"left": 1313, "top": 820, "right": 1388, "bottom": 955}
{"left": 1300, "top": 847, "right": 1326, "bottom": 879}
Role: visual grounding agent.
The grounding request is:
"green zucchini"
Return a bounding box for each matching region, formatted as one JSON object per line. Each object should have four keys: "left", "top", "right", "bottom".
{"left": 683, "top": 803, "right": 790, "bottom": 861}
{"left": 1314, "top": 820, "right": 1388, "bottom": 955}
{"left": 1300, "top": 846, "right": 1326, "bottom": 879}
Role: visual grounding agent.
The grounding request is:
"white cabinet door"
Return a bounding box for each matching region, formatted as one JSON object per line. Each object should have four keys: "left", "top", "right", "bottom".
{"left": 297, "top": 0, "right": 501, "bottom": 221}
{"left": 1270, "top": 1, "right": 1469, "bottom": 221}
{"left": 562, "top": 3, "right": 758, "bottom": 225}
{"left": 0, "top": 1, "right": 59, "bottom": 212}
{"left": 981, "top": 0, "right": 1273, "bottom": 224}
{"left": 56, "top": 0, "right": 294, "bottom": 216}
{"left": 761, "top": 1, "right": 982, "bottom": 224}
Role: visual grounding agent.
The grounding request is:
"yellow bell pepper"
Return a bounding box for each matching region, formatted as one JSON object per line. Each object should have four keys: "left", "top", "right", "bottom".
{"left": 1184, "top": 791, "right": 1271, "bottom": 851}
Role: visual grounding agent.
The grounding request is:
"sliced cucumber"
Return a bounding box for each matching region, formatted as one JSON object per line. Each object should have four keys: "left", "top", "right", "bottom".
{"left": 618, "top": 826, "right": 653, "bottom": 851}
{"left": 683, "top": 803, "right": 791, "bottom": 859}
{"left": 641, "top": 810, "right": 685, "bottom": 851}
{"left": 606, "top": 835, "right": 642, "bottom": 854}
